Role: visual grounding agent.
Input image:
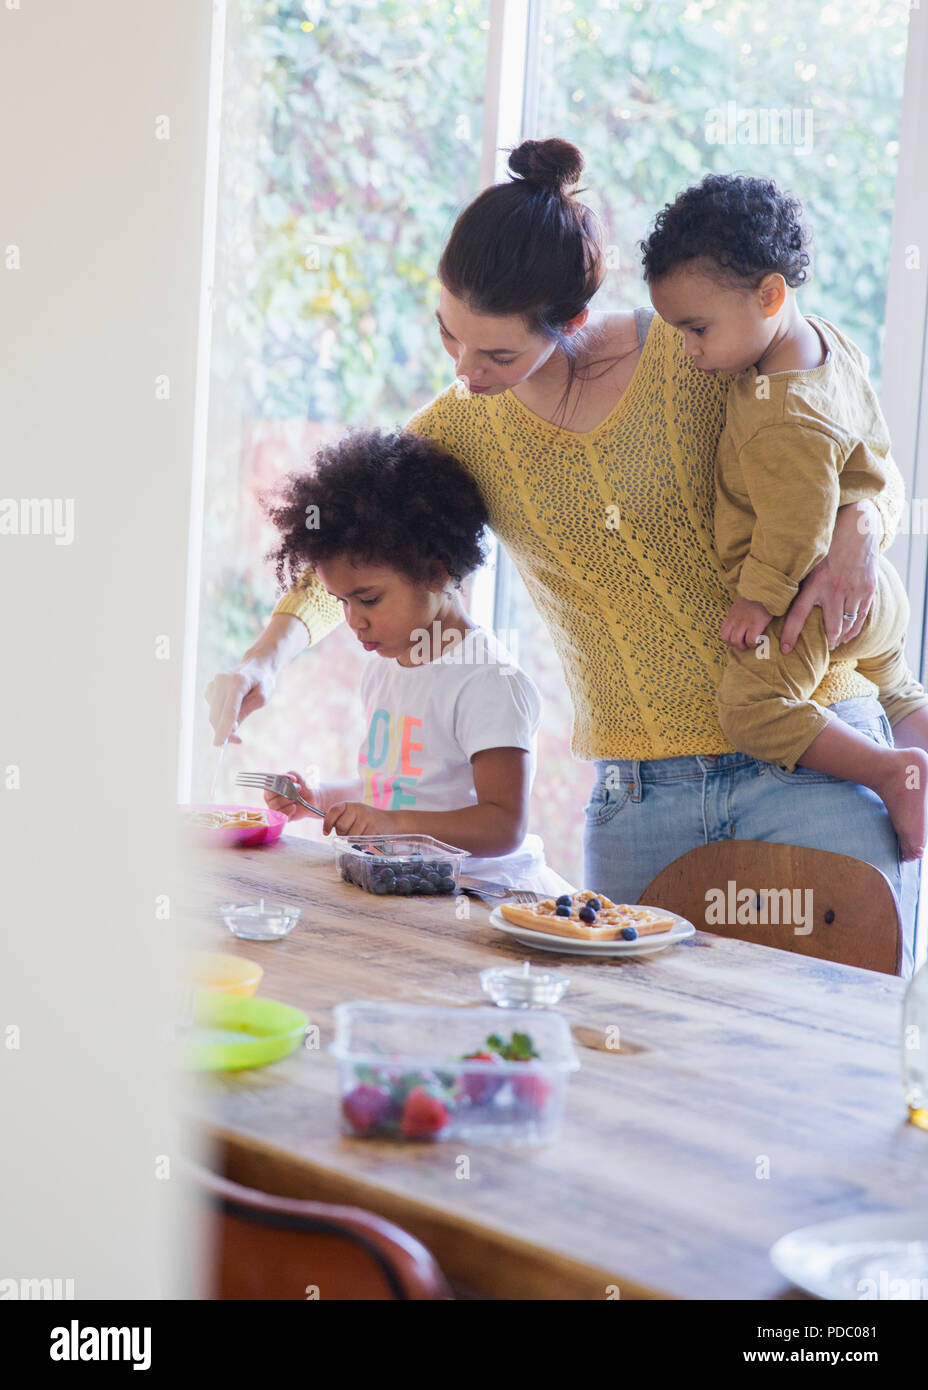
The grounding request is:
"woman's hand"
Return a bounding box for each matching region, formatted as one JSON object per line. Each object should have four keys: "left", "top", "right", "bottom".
{"left": 780, "top": 500, "right": 880, "bottom": 654}
{"left": 204, "top": 614, "right": 310, "bottom": 745}
{"left": 205, "top": 659, "right": 277, "bottom": 745}
{"left": 720, "top": 596, "right": 772, "bottom": 650}
{"left": 322, "top": 802, "right": 397, "bottom": 838}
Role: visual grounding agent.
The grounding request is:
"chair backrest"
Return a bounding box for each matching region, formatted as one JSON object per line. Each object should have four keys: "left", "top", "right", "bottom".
{"left": 190, "top": 1164, "right": 452, "bottom": 1300}
{"left": 638, "top": 840, "right": 903, "bottom": 975}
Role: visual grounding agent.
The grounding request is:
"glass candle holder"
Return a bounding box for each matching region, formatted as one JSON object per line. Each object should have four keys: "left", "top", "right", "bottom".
{"left": 480, "top": 961, "right": 570, "bottom": 1009}
{"left": 220, "top": 900, "right": 301, "bottom": 941}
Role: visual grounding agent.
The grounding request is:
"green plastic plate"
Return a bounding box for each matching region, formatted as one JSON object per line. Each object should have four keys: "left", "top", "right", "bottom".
{"left": 180, "top": 993, "right": 308, "bottom": 1071}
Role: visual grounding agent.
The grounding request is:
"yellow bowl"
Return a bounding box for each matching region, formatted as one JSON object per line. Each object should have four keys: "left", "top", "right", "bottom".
{"left": 187, "top": 951, "right": 264, "bottom": 997}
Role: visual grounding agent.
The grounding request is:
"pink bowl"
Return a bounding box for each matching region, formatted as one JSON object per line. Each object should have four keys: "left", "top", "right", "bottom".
{"left": 182, "top": 803, "right": 287, "bottom": 849}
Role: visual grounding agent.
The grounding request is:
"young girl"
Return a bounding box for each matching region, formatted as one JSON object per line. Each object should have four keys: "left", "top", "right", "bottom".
{"left": 641, "top": 173, "right": 928, "bottom": 861}
{"left": 260, "top": 425, "right": 573, "bottom": 894}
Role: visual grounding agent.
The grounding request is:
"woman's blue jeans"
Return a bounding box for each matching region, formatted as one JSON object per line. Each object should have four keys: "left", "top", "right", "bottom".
{"left": 583, "top": 697, "right": 920, "bottom": 976}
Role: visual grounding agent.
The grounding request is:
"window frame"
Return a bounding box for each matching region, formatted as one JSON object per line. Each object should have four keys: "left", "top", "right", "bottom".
{"left": 881, "top": 6, "right": 928, "bottom": 683}
{"left": 178, "top": 0, "right": 228, "bottom": 803}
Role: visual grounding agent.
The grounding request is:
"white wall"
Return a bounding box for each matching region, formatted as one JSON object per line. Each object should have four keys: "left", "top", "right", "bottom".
{"left": 0, "top": 0, "right": 217, "bottom": 1298}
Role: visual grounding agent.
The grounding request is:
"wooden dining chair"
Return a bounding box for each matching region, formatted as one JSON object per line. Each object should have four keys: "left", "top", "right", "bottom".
{"left": 638, "top": 840, "right": 903, "bottom": 975}
{"left": 189, "top": 1164, "right": 452, "bottom": 1300}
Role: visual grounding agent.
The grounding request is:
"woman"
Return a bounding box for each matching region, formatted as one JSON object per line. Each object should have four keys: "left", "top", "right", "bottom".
{"left": 206, "top": 137, "right": 921, "bottom": 971}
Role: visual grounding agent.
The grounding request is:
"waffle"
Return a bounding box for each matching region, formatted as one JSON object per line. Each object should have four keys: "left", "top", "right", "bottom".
{"left": 185, "top": 809, "right": 268, "bottom": 830}
{"left": 499, "top": 889, "right": 675, "bottom": 941}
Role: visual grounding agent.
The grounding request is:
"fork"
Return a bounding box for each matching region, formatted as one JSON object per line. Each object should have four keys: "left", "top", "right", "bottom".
{"left": 209, "top": 737, "right": 227, "bottom": 802}
{"left": 235, "top": 772, "right": 326, "bottom": 818}
{"left": 458, "top": 876, "right": 543, "bottom": 903}
{"left": 230, "top": 782, "right": 542, "bottom": 896}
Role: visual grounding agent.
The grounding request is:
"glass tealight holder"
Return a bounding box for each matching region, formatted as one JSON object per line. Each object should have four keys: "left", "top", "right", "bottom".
{"left": 221, "top": 900, "right": 301, "bottom": 942}
{"left": 480, "top": 961, "right": 569, "bottom": 1009}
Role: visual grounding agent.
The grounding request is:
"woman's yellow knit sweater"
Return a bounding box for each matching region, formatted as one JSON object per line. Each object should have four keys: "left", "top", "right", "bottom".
{"left": 272, "top": 313, "right": 901, "bottom": 761}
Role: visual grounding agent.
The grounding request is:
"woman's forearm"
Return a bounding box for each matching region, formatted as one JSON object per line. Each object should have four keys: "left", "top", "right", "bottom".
{"left": 780, "top": 498, "right": 881, "bottom": 653}
{"left": 243, "top": 612, "right": 310, "bottom": 674}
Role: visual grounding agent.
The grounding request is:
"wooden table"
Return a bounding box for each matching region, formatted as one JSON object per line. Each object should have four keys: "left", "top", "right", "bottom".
{"left": 182, "top": 834, "right": 928, "bottom": 1300}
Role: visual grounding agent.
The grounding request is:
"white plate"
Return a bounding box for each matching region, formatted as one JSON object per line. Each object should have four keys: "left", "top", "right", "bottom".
{"left": 770, "top": 1212, "right": 928, "bottom": 1300}
{"left": 487, "top": 905, "right": 695, "bottom": 957}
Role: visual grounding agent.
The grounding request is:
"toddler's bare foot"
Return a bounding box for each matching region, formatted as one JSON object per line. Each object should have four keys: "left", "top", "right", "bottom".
{"left": 874, "top": 748, "right": 928, "bottom": 861}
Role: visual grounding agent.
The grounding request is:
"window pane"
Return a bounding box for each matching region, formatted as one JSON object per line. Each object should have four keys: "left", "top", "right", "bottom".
{"left": 499, "top": 0, "right": 911, "bottom": 889}
{"left": 194, "top": 0, "right": 489, "bottom": 813}
{"left": 535, "top": 0, "right": 909, "bottom": 389}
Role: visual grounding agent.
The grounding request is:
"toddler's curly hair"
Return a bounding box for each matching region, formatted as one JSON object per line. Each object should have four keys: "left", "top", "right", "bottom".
{"left": 263, "top": 427, "right": 489, "bottom": 593}
{"left": 639, "top": 173, "right": 811, "bottom": 289}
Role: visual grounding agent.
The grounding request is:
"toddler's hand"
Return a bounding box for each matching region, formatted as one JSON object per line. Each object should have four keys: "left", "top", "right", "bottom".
{"left": 720, "top": 597, "right": 773, "bottom": 651}
{"left": 263, "top": 769, "right": 320, "bottom": 822}
{"left": 322, "top": 802, "right": 396, "bottom": 838}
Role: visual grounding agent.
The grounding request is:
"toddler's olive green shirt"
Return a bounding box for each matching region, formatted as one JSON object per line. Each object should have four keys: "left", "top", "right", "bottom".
{"left": 715, "top": 314, "right": 899, "bottom": 616}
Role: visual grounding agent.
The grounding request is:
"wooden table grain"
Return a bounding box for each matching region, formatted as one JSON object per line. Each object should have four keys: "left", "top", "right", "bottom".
{"left": 181, "top": 834, "right": 928, "bottom": 1300}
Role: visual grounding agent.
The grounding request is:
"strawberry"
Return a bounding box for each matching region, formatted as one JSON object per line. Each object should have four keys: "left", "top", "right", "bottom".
{"left": 457, "top": 1051, "right": 504, "bottom": 1105}
{"left": 512, "top": 1070, "right": 553, "bottom": 1114}
{"left": 400, "top": 1087, "right": 451, "bottom": 1140}
{"left": 341, "top": 1083, "right": 394, "bottom": 1136}
{"left": 383, "top": 1067, "right": 442, "bottom": 1104}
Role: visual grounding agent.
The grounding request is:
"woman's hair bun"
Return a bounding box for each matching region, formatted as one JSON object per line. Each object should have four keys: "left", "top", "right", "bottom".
{"left": 507, "top": 137, "right": 583, "bottom": 195}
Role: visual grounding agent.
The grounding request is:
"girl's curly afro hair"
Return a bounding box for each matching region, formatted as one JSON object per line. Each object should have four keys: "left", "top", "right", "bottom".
{"left": 262, "top": 427, "right": 489, "bottom": 593}
{"left": 639, "top": 173, "right": 811, "bottom": 289}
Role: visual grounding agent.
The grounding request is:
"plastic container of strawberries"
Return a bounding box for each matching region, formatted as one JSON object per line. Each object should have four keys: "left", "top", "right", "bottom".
{"left": 330, "top": 1002, "right": 579, "bottom": 1146}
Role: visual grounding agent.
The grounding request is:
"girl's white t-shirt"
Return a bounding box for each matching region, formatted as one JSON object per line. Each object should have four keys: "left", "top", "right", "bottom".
{"left": 357, "top": 626, "right": 570, "bottom": 889}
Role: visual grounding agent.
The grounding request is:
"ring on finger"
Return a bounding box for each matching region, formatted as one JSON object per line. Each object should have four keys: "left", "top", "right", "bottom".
{"left": 842, "top": 611, "right": 859, "bottom": 623}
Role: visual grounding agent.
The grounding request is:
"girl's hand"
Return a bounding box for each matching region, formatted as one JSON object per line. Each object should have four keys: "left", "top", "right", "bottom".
{"left": 322, "top": 802, "right": 397, "bottom": 838}
{"left": 720, "top": 596, "right": 773, "bottom": 650}
{"left": 780, "top": 500, "right": 880, "bottom": 653}
{"left": 264, "top": 770, "right": 321, "bottom": 822}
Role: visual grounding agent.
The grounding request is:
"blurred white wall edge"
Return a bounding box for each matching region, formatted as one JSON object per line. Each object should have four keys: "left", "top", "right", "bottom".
{"left": 0, "top": 1, "right": 220, "bottom": 1299}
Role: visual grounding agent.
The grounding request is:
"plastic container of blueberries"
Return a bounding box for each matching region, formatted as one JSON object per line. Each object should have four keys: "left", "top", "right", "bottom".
{"left": 331, "top": 1002, "right": 580, "bottom": 1145}
{"left": 331, "top": 833, "right": 468, "bottom": 896}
